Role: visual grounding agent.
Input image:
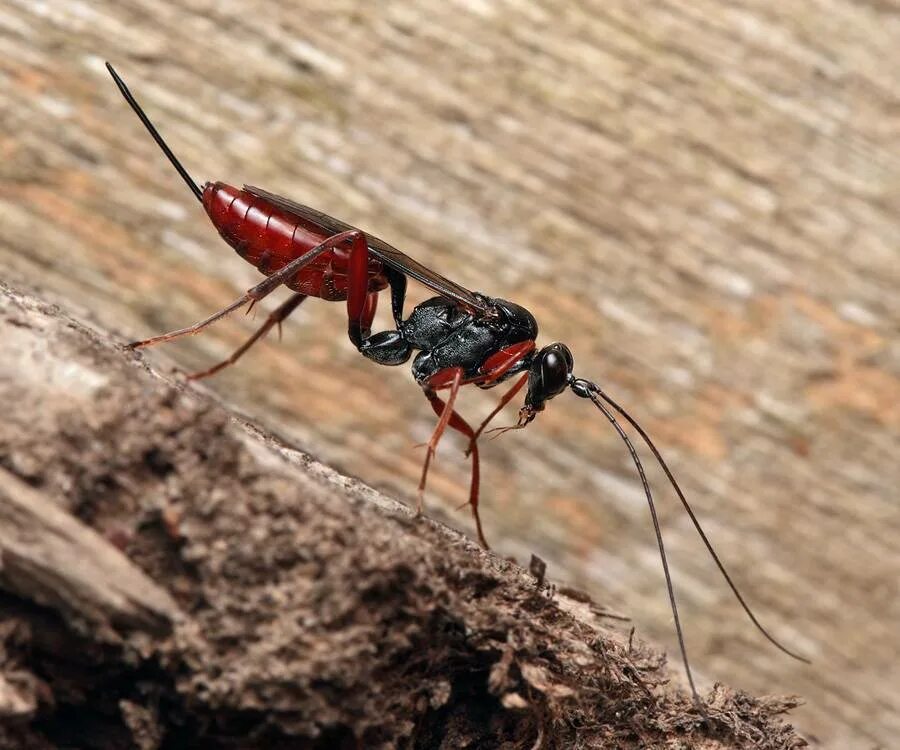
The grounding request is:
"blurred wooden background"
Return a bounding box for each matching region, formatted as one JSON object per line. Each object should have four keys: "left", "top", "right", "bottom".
{"left": 0, "top": 2, "right": 897, "bottom": 746}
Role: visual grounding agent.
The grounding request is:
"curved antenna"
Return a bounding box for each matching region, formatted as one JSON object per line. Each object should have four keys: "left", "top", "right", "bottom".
{"left": 570, "top": 379, "right": 700, "bottom": 702}
{"left": 591, "top": 384, "right": 810, "bottom": 664}
{"left": 105, "top": 62, "right": 203, "bottom": 203}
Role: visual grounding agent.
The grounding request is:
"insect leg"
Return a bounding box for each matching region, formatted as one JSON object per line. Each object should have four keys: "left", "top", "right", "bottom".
{"left": 128, "top": 230, "right": 362, "bottom": 349}
{"left": 345, "top": 232, "right": 373, "bottom": 348}
{"left": 473, "top": 340, "right": 535, "bottom": 386}
{"left": 417, "top": 367, "right": 464, "bottom": 512}
{"left": 384, "top": 266, "right": 408, "bottom": 328}
{"left": 360, "top": 291, "right": 379, "bottom": 335}
{"left": 187, "top": 293, "right": 307, "bottom": 380}
{"left": 423, "top": 388, "right": 487, "bottom": 548}
{"left": 342, "top": 241, "right": 415, "bottom": 365}
{"left": 457, "top": 341, "right": 535, "bottom": 454}
{"left": 465, "top": 372, "right": 529, "bottom": 456}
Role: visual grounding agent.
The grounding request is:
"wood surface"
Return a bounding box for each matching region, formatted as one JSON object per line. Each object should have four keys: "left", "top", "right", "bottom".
{"left": 0, "top": 281, "right": 807, "bottom": 748}
{"left": 0, "top": 467, "right": 178, "bottom": 639}
{"left": 0, "top": 1, "right": 897, "bottom": 746}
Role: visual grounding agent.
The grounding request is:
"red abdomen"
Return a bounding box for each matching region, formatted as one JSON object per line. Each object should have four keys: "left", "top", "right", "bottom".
{"left": 201, "top": 182, "right": 388, "bottom": 301}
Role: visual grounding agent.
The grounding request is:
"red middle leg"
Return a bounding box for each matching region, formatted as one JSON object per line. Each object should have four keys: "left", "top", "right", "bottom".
{"left": 415, "top": 342, "right": 535, "bottom": 545}
{"left": 417, "top": 367, "right": 463, "bottom": 509}
{"left": 422, "top": 387, "right": 488, "bottom": 548}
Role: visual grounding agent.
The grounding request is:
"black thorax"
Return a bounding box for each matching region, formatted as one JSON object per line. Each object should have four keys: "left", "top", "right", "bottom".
{"left": 357, "top": 295, "right": 538, "bottom": 386}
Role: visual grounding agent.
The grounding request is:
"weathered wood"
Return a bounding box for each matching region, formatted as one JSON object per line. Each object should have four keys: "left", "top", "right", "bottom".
{"left": 0, "top": 281, "right": 807, "bottom": 748}
{"left": 0, "top": 1, "right": 896, "bottom": 745}
{"left": 0, "top": 671, "right": 36, "bottom": 722}
{"left": 0, "top": 468, "right": 178, "bottom": 639}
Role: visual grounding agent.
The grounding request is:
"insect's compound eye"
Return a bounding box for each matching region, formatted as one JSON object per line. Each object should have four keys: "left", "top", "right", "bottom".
{"left": 559, "top": 343, "right": 574, "bottom": 371}
{"left": 540, "top": 348, "right": 570, "bottom": 397}
{"left": 526, "top": 343, "right": 575, "bottom": 412}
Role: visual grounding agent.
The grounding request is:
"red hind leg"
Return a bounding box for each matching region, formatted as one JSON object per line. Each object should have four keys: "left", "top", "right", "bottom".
{"left": 129, "top": 230, "right": 363, "bottom": 349}
{"left": 187, "top": 292, "right": 308, "bottom": 380}
{"left": 360, "top": 291, "right": 379, "bottom": 336}
{"left": 422, "top": 386, "right": 488, "bottom": 549}
{"left": 344, "top": 232, "right": 377, "bottom": 347}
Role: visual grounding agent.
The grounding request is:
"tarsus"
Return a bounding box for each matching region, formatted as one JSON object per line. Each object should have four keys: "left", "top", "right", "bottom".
{"left": 106, "top": 62, "right": 203, "bottom": 202}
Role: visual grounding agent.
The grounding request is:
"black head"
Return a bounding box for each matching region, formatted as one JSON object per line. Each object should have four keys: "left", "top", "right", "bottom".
{"left": 518, "top": 343, "right": 574, "bottom": 425}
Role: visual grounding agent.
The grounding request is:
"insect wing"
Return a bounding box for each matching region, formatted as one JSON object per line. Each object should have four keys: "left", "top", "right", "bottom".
{"left": 245, "top": 185, "right": 354, "bottom": 235}
{"left": 244, "top": 185, "right": 489, "bottom": 314}
{"left": 367, "top": 242, "right": 490, "bottom": 315}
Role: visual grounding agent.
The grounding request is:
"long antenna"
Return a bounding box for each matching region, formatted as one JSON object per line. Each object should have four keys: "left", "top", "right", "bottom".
{"left": 570, "top": 378, "right": 701, "bottom": 704}
{"left": 105, "top": 62, "right": 203, "bottom": 203}
{"left": 593, "top": 386, "right": 810, "bottom": 664}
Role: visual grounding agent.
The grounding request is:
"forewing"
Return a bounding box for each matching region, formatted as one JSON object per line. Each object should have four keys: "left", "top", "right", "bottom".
{"left": 244, "top": 185, "right": 489, "bottom": 314}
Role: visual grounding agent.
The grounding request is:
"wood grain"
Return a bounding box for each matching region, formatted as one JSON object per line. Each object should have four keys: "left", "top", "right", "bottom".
{"left": 0, "top": 2, "right": 897, "bottom": 746}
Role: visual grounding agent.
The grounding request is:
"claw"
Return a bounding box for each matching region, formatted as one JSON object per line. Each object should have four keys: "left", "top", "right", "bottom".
{"left": 486, "top": 424, "right": 522, "bottom": 441}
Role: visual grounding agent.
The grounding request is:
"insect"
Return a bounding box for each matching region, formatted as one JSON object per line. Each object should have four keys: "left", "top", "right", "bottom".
{"left": 106, "top": 63, "right": 808, "bottom": 703}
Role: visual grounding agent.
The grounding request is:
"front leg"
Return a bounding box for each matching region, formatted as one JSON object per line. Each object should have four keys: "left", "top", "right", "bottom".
{"left": 461, "top": 340, "right": 535, "bottom": 455}
{"left": 465, "top": 372, "right": 529, "bottom": 456}
{"left": 345, "top": 231, "right": 375, "bottom": 348}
